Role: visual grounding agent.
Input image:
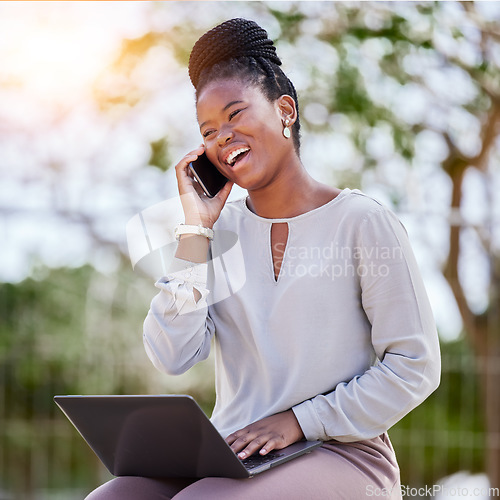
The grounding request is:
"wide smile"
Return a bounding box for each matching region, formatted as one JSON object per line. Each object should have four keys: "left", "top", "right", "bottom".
{"left": 223, "top": 146, "right": 251, "bottom": 168}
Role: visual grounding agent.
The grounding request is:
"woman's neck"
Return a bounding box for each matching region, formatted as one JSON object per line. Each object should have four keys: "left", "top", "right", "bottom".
{"left": 246, "top": 161, "right": 340, "bottom": 219}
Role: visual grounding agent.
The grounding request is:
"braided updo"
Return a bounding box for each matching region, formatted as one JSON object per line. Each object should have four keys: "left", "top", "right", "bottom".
{"left": 188, "top": 18, "right": 301, "bottom": 152}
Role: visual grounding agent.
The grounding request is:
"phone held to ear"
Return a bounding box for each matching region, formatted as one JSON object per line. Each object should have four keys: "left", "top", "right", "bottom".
{"left": 189, "top": 153, "right": 228, "bottom": 198}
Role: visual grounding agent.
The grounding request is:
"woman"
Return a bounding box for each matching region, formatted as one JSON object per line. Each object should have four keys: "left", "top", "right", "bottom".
{"left": 87, "top": 18, "right": 440, "bottom": 499}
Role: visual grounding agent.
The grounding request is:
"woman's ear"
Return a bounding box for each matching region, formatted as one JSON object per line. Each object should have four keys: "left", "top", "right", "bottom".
{"left": 277, "top": 94, "right": 297, "bottom": 125}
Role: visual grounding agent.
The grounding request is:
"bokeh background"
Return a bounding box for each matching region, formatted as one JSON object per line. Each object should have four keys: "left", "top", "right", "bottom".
{"left": 1, "top": 1, "right": 499, "bottom": 498}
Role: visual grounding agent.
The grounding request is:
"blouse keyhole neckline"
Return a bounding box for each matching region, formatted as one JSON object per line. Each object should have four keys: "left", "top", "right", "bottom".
{"left": 270, "top": 222, "right": 289, "bottom": 282}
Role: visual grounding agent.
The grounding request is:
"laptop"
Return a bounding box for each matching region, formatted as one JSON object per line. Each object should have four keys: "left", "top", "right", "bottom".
{"left": 54, "top": 395, "right": 322, "bottom": 479}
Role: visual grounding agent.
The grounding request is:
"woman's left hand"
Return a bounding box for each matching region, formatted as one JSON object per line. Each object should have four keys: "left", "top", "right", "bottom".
{"left": 225, "top": 410, "right": 305, "bottom": 459}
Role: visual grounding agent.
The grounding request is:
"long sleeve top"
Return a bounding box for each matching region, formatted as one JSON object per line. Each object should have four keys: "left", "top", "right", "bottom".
{"left": 143, "top": 188, "right": 441, "bottom": 442}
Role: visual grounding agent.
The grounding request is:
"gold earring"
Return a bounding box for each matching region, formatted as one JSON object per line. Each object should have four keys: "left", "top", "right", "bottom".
{"left": 283, "top": 119, "right": 291, "bottom": 139}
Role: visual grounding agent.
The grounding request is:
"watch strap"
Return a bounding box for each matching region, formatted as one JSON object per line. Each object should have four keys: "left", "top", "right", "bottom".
{"left": 175, "top": 223, "right": 214, "bottom": 241}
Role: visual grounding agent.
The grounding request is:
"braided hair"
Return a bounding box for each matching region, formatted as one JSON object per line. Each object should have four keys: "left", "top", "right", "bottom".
{"left": 188, "top": 18, "right": 301, "bottom": 152}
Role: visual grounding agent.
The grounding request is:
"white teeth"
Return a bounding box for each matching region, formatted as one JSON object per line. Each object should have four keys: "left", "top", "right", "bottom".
{"left": 226, "top": 147, "right": 249, "bottom": 166}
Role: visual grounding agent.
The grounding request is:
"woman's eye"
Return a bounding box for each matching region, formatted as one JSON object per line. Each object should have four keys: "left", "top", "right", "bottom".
{"left": 229, "top": 109, "right": 243, "bottom": 120}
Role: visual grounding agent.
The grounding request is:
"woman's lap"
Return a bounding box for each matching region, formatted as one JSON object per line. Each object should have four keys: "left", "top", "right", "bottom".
{"left": 85, "top": 434, "right": 401, "bottom": 500}
{"left": 85, "top": 476, "right": 194, "bottom": 500}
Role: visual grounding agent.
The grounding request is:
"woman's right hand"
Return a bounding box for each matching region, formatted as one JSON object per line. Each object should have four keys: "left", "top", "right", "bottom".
{"left": 175, "top": 145, "right": 233, "bottom": 228}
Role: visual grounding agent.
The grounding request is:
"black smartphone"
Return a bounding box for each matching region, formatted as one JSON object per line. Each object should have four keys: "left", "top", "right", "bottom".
{"left": 189, "top": 153, "right": 228, "bottom": 198}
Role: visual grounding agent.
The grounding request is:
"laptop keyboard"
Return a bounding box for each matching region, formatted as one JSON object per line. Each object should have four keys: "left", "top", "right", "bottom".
{"left": 242, "top": 451, "right": 285, "bottom": 470}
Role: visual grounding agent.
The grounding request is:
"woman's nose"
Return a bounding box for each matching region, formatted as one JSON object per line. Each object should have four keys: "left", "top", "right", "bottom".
{"left": 217, "top": 127, "right": 233, "bottom": 147}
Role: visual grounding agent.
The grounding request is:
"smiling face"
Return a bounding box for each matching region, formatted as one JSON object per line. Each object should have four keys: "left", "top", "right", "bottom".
{"left": 196, "top": 78, "right": 297, "bottom": 192}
